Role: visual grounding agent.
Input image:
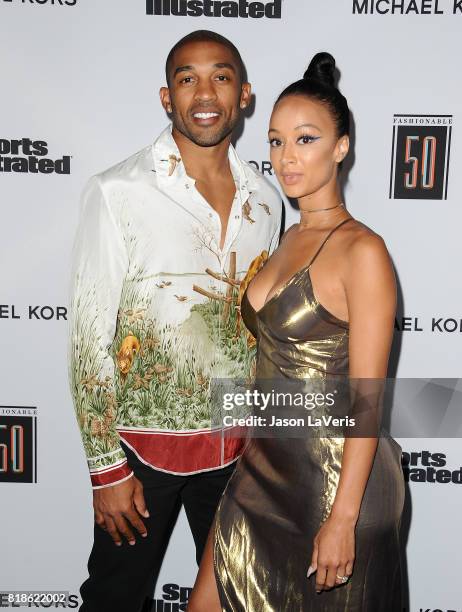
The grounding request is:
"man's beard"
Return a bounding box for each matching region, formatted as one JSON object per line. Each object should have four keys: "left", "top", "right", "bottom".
{"left": 170, "top": 107, "right": 240, "bottom": 147}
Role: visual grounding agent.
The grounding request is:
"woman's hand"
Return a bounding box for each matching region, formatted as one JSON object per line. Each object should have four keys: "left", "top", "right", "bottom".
{"left": 307, "top": 513, "right": 356, "bottom": 593}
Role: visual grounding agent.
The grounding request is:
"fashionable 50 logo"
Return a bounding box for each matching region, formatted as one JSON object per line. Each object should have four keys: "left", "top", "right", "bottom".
{"left": 389, "top": 114, "right": 452, "bottom": 200}
{"left": 0, "top": 407, "right": 37, "bottom": 484}
{"left": 146, "top": 0, "right": 282, "bottom": 18}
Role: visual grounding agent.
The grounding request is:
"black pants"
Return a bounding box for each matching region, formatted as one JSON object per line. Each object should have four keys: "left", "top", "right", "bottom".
{"left": 80, "top": 443, "right": 235, "bottom": 612}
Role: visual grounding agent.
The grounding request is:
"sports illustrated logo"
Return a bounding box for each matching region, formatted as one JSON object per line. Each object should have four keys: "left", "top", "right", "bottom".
{"left": 389, "top": 115, "right": 452, "bottom": 200}
{"left": 147, "top": 584, "right": 191, "bottom": 611}
{"left": 353, "top": 0, "right": 462, "bottom": 14}
{"left": 146, "top": 0, "right": 282, "bottom": 18}
{"left": 0, "top": 406, "right": 37, "bottom": 484}
{"left": 402, "top": 450, "right": 462, "bottom": 484}
{"left": 2, "top": 0, "right": 77, "bottom": 5}
{"left": 0, "top": 138, "right": 71, "bottom": 175}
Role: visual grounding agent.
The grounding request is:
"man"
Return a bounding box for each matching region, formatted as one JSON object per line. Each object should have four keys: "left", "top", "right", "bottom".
{"left": 69, "top": 30, "right": 282, "bottom": 612}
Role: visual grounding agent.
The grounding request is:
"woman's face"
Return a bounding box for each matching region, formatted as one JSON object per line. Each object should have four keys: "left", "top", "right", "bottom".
{"left": 269, "top": 95, "right": 349, "bottom": 200}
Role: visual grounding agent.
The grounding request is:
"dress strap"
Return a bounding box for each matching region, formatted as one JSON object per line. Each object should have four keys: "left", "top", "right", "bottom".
{"left": 306, "top": 218, "right": 354, "bottom": 269}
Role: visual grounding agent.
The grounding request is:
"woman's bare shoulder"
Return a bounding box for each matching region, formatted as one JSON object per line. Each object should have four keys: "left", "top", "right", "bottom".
{"left": 343, "top": 219, "right": 394, "bottom": 284}
{"left": 280, "top": 223, "right": 298, "bottom": 243}
{"left": 343, "top": 219, "right": 389, "bottom": 255}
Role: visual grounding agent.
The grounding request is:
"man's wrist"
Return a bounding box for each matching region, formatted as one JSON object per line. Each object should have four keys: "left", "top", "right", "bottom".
{"left": 90, "top": 462, "right": 134, "bottom": 489}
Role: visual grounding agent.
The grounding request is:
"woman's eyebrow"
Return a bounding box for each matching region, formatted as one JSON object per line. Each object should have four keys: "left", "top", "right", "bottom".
{"left": 268, "top": 124, "right": 321, "bottom": 133}
{"left": 295, "top": 123, "right": 320, "bottom": 130}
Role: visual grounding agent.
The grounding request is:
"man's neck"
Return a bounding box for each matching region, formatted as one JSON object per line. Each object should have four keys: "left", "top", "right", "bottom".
{"left": 172, "top": 127, "right": 232, "bottom": 181}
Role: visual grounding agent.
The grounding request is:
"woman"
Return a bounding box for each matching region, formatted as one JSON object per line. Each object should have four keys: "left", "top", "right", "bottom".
{"left": 188, "top": 52, "right": 405, "bottom": 611}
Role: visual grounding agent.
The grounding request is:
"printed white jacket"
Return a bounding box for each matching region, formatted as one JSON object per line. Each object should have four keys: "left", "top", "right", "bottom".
{"left": 68, "top": 125, "right": 282, "bottom": 488}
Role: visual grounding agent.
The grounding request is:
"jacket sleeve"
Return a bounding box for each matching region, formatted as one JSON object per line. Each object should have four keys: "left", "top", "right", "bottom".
{"left": 68, "top": 176, "right": 133, "bottom": 489}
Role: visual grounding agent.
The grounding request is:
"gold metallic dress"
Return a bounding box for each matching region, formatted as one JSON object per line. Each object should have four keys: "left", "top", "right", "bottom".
{"left": 213, "top": 219, "right": 405, "bottom": 611}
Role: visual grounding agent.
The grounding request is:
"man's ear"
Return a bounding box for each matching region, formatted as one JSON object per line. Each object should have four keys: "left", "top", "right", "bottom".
{"left": 159, "top": 87, "right": 173, "bottom": 114}
{"left": 335, "top": 135, "right": 350, "bottom": 163}
{"left": 239, "top": 82, "right": 252, "bottom": 110}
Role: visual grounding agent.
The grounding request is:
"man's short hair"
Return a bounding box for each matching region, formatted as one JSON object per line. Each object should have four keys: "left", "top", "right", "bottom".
{"left": 165, "top": 30, "right": 246, "bottom": 85}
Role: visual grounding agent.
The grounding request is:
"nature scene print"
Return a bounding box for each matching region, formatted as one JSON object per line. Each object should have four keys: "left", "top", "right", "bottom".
{"left": 70, "top": 249, "right": 267, "bottom": 464}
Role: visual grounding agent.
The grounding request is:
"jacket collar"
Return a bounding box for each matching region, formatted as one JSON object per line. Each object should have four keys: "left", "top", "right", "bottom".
{"left": 151, "top": 124, "right": 258, "bottom": 193}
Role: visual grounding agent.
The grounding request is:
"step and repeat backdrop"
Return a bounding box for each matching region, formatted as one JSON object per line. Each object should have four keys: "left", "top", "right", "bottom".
{"left": 1, "top": 1, "right": 461, "bottom": 610}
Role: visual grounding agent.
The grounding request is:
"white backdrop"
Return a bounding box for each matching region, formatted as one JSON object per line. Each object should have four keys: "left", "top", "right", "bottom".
{"left": 1, "top": 1, "right": 461, "bottom": 610}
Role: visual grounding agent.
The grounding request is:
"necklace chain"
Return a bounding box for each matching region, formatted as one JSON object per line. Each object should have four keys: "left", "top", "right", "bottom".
{"left": 301, "top": 202, "right": 345, "bottom": 214}
{"left": 299, "top": 202, "right": 345, "bottom": 228}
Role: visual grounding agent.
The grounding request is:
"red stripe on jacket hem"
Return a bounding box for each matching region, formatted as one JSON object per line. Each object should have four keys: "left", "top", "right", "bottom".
{"left": 118, "top": 428, "right": 245, "bottom": 474}
{"left": 90, "top": 460, "right": 133, "bottom": 488}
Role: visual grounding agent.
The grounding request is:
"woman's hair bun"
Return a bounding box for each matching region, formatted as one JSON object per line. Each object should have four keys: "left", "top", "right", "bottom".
{"left": 275, "top": 51, "right": 349, "bottom": 138}
{"left": 303, "top": 52, "right": 336, "bottom": 88}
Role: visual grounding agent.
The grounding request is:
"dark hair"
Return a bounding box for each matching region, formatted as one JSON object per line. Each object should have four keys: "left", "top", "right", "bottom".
{"left": 165, "top": 30, "right": 246, "bottom": 85}
{"left": 275, "top": 52, "right": 350, "bottom": 138}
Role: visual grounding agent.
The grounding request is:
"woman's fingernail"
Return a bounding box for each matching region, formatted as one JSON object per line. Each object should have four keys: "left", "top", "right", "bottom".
{"left": 307, "top": 566, "right": 316, "bottom": 578}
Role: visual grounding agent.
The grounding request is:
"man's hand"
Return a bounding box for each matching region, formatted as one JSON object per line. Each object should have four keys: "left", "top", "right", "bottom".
{"left": 93, "top": 475, "right": 149, "bottom": 546}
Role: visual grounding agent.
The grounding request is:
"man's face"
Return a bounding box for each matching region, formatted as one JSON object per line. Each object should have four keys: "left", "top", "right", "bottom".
{"left": 160, "top": 40, "right": 251, "bottom": 147}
